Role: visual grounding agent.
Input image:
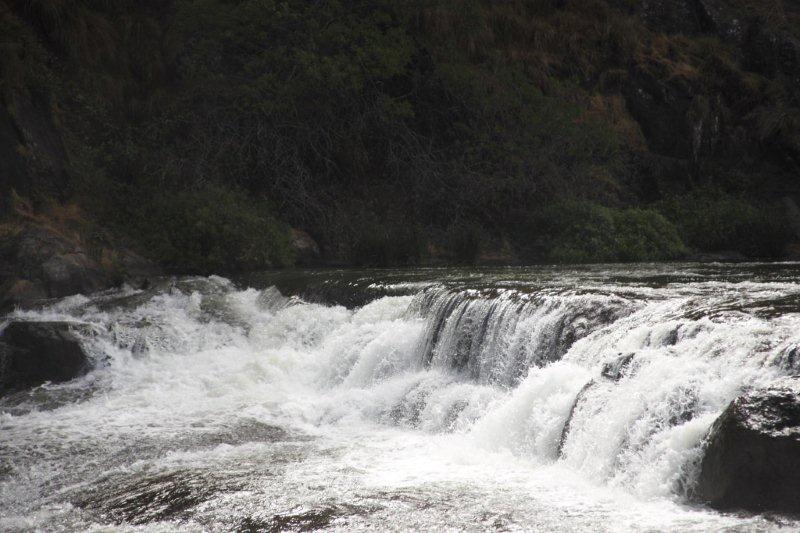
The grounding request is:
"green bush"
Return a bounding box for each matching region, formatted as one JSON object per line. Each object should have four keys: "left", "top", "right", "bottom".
{"left": 444, "top": 221, "right": 486, "bottom": 264}
{"left": 349, "top": 220, "right": 426, "bottom": 267}
{"left": 658, "top": 192, "right": 791, "bottom": 258}
{"left": 539, "top": 201, "right": 687, "bottom": 263}
{"left": 129, "top": 184, "right": 294, "bottom": 274}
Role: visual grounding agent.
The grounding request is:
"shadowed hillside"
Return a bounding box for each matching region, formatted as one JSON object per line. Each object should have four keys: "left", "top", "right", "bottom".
{"left": 1, "top": 0, "right": 799, "bottom": 277}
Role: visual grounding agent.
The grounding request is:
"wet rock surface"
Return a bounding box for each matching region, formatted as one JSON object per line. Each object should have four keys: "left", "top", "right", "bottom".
{"left": 601, "top": 353, "right": 636, "bottom": 381}
{"left": 77, "top": 470, "right": 244, "bottom": 525}
{"left": 0, "top": 321, "right": 92, "bottom": 395}
{"left": 695, "top": 386, "right": 800, "bottom": 515}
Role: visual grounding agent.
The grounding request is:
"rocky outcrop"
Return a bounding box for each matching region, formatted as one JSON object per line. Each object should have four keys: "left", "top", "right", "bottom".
{"left": 289, "top": 229, "right": 321, "bottom": 266}
{"left": 617, "top": 0, "right": 800, "bottom": 203}
{"left": 0, "top": 321, "right": 92, "bottom": 395}
{"left": 694, "top": 385, "right": 800, "bottom": 515}
{"left": 0, "top": 105, "right": 31, "bottom": 210}
{"left": 0, "top": 220, "right": 161, "bottom": 311}
{"left": 1, "top": 222, "right": 105, "bottom": 309}
{"left": 0, "top": 91, "right": 69, "bottom": 206}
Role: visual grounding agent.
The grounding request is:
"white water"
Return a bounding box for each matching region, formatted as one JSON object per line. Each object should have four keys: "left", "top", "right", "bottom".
{"left": 2, "top": 266, "right": 800, "bottom": 531}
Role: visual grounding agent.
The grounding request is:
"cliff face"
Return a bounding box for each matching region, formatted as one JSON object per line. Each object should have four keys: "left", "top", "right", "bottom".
{"left": 0, "top": 92, "right": 68, "bottom": 206}
{"left": 0, "top": 0, "right": 798, "bottom": 272}
{"left": 626, "top": 0, "right": 800, "bottom": 190}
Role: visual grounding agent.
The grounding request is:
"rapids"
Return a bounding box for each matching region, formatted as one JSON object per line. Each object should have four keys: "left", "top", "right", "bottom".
{"left": 2, "top": 264, "right": 800, "bottom": 531}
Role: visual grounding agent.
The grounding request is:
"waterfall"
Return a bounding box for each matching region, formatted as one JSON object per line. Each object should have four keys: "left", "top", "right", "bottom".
{"left": 2, "top": 267, "right": 799, "bottom": 530}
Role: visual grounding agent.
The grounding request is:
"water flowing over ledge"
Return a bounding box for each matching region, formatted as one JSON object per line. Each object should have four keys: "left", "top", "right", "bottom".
{"left": 2, "top": 264, "right": 800, "bottom": 531}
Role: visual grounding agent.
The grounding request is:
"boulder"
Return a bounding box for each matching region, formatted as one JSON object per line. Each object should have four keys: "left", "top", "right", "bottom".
{"left": 1, "top": 223, "right": 107, "bottom": 306}
{"left": 290, "top": 229, "right": 321, "bottom": 266}
{"left": 694, "top": 386, "right": 800, "bottom": 514}
{"left": 0, "top": 321, "right": 92, "bottom": 395}
{"left": 0, "top": 221, "right": 162, "bottom": 310}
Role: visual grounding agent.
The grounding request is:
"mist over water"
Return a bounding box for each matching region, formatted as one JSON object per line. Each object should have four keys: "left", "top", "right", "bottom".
{"left": 2, "top": 265, "right": 800, "bottom": 531}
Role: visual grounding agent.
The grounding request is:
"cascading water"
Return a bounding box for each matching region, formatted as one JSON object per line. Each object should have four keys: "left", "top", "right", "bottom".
{"left": 2, "top": 265, "right": 800, "bottom": 531}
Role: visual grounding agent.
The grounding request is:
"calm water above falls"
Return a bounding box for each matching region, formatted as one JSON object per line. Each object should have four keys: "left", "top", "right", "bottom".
{"left": 2, "top": 263, "right": 800, "bottom": 531}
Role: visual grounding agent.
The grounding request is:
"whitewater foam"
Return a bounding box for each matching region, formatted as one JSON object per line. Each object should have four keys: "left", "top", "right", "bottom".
{"left": 2, "top": 265, "right": 800, "bottom": 530}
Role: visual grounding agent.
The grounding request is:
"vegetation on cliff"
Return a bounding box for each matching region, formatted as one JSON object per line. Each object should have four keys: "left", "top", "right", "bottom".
{"left": 1, "top": 0, "right": 799, "bottom": 270}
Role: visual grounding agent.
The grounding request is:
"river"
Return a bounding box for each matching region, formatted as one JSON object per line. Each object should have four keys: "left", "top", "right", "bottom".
{"left": 2, "top": 264, "right": 800, "bottom": 531}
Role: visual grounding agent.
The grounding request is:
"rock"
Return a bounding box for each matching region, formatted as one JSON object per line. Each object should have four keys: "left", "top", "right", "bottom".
{"left": 601, "top": 353, "right": 636, "bottom": 381}
{"left": 623, "top": 69, "right": 695, "bottom": 159}
{"left": 694, "top": 386, "right": 800, "bottom": 514}
{"left": 558, "top": 380, "right": 596, "bottom": 456}
{"left": 0, "top": 104, "right": 31, "bottom": 204}
{"left": 0, "top": 278, "right": 47, "bottom": 310}
{"left": 290, "top": 229, "right": 321, "bottom": 266}
{"left": 0, "top": 321, "right": 92, "bottom": 395}
{"left": 101, "top": 247, "right": 163, "bottom": 289}
{"left": 3, "top": 91, "right": 69, "bottom": 201}
{"left": 0, "top": 223, "right": 107, "bottom": 308}
{"left": 41, "top": 251, "right": 107, "bottom": 296}
{"left": 773, "top": 346, "right": 800, "bottom": 376}
{"left": 0, "top": 221, "right": 162, "bottom": 310}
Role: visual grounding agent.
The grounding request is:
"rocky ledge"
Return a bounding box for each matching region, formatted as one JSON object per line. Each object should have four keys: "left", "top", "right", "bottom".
{"left": 1, "top": 219, "right": 161, "bottom": 312}
{"left": 694, "top": 384, "right": 800, "bottom": 515}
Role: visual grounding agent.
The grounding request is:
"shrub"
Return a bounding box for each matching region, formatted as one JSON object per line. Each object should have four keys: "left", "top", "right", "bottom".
{"left": 444, "top": 221, "right": 486, "bottom": 264}
{"left": 349, "top": 220, "right": 427, "bottom": 267}
{"left": 658, "top": 192, "right": 791, "bottom": 258}
{"left": 538, "top": 201, "right": 687, "bottom": 263}
{"left": 129, "top": 184, "right": 294, "bottom": 274}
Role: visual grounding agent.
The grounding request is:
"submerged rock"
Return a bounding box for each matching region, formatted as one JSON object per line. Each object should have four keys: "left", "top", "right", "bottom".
{"left": 558, "top": 380, "right": 596, "bottom": 456}
{"left": 601, "top": 353, "right": 636, "bottom": 381}
{"left": 694, "top": 386, "right": 800, "bottom": 515}
{"left": 0, "top": 321, "right": 92, "bottom": 395}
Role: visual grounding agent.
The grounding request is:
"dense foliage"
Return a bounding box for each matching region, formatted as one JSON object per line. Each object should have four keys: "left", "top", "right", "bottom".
{"left": 1, "top": 0, "right": 798, "bottom": 270}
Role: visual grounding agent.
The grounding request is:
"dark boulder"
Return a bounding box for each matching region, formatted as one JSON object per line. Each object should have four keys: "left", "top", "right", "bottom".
{"left": 0, "top": 223, "right": 107, "bottom": 310}
{"left": 0, "top": 221, "right": 162, "bottom": 310}
{"left": 694, "top": 386, "right": 800, "bottom": 514}
{"left": 0, "top": 321, "right": 92, "bottom": 395}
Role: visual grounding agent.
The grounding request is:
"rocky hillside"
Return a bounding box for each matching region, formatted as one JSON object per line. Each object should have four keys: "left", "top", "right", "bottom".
{"left": 1, "top": 0, "right": 799, "bottom": 280}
